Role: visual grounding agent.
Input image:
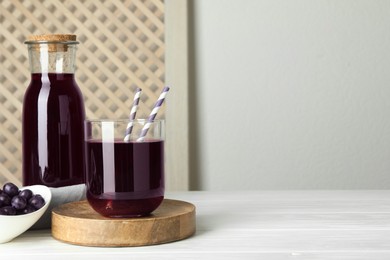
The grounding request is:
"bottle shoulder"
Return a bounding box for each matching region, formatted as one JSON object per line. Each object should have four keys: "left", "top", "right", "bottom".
{"left": 27, "top": 73, "right": 82, "bottom": 90}
{"left": 24, "top": 74, "right": 85, "bottom": 104}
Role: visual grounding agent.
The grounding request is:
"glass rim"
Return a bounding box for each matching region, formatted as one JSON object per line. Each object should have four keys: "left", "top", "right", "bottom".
{"left": 85, "top": 118, "right": 165, "bottom": 123}
{"left": 24, "top": 41, "right": 79, "bottom": 45}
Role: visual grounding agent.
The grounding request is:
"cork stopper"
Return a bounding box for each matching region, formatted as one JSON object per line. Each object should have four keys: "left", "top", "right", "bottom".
{"left": 25, "top": 34, "right": 78, "bottom": 52}
{"left": 27, "top": 34, "right": 77, "bottom": 42}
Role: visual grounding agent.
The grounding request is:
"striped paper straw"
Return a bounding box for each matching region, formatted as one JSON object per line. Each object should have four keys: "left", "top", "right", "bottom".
{"left": 124, "top": 87, "right": 142, "bottom": 141}
{"left": 137, "top": 86, "right": 170, "bottom": 142}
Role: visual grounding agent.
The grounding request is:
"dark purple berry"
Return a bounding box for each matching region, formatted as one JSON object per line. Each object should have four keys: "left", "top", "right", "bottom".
{"left": 19, "top": 189, "right": 33, "bottom": 201}
{"left": 3, "top": 182, "right": 19, "bottom": 197}
{"left": 0, "top": 206, "right": 16, "bottom": 215}
{"left": 29, "top": 194, "right": 45, "bottom": 210}
{"left": 22, "top": 205, "right": 36, "bottom": 214}
{"left": 0, "top": 193, "right": 11, "bottom": 206}
{"left": 11, "top": 195, "right": 27, "bottom": 210}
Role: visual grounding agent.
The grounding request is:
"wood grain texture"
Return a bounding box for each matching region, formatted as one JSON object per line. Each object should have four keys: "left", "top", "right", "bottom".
{"left": 51, "top": 199, "right": 196, "bottom": 247}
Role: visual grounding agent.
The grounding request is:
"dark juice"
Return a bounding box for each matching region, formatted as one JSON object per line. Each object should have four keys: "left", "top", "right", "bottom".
{"left": 85, "top": 139, "right": 164, "bottom": 217}
{"left": 23, "top": 73, "right": 85, "bottom": 187}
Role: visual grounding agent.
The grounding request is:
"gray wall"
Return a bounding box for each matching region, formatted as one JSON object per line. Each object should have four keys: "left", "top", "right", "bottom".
{"left": 189, "top": 0, "right": 390, "bottom": 190}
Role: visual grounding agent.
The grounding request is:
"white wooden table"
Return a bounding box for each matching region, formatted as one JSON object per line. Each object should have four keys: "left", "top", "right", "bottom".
{"left": 1, "top": 191, "right": 390, "bottom": 259}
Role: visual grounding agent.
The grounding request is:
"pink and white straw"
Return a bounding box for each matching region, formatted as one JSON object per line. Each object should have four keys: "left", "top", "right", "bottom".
{"left": 137, "top": 86, "right": 170, "bottom": 142}
{"left": 124, "top": 87, "right": 142, "bottom": 141}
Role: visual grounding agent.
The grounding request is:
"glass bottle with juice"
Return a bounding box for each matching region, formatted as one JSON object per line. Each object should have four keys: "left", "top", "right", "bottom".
{"left": 23, "top": 34, "right": 85, "bottom": 187}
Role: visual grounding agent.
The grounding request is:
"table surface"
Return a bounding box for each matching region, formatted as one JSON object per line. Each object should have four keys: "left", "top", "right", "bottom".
{"left": 1, "top": 190, "right": 390, "bottom": 259}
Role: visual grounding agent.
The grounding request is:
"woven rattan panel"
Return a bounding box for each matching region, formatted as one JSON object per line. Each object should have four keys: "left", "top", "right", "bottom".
{"left": 0, "top": 0, "right": 165, "bottom": 186}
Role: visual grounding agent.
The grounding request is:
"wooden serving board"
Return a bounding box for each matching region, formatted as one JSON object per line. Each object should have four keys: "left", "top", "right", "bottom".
{"left": 51, "top": 199, "right": 196, "bottom": 247}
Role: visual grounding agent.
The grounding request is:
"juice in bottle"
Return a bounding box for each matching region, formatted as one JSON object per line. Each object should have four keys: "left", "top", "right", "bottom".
{"left": 23, "top": 34, "right": 85, "bottom": 187}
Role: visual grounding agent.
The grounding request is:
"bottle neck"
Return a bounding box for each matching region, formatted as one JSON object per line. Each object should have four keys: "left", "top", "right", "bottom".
{"left": 27, "top": 43, "right": 77, "bottom": 74}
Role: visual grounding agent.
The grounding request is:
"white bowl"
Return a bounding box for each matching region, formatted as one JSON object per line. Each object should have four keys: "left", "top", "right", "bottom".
{"left": 0, "top": 185, "right": 52, "bottom": 243}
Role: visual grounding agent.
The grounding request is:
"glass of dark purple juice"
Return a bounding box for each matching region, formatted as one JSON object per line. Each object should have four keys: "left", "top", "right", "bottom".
{"left": 84, "top": 119, "right": 165, "bottom": 218}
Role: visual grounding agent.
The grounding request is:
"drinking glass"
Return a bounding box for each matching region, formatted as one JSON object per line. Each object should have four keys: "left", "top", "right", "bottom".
{"left": 84, "top": 119, "right": 165, "bottom": 217}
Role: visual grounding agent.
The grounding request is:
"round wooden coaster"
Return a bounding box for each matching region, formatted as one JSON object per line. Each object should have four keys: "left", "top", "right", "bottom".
{"left": 51, "top": 199, "right": 196, "bottom": 247}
